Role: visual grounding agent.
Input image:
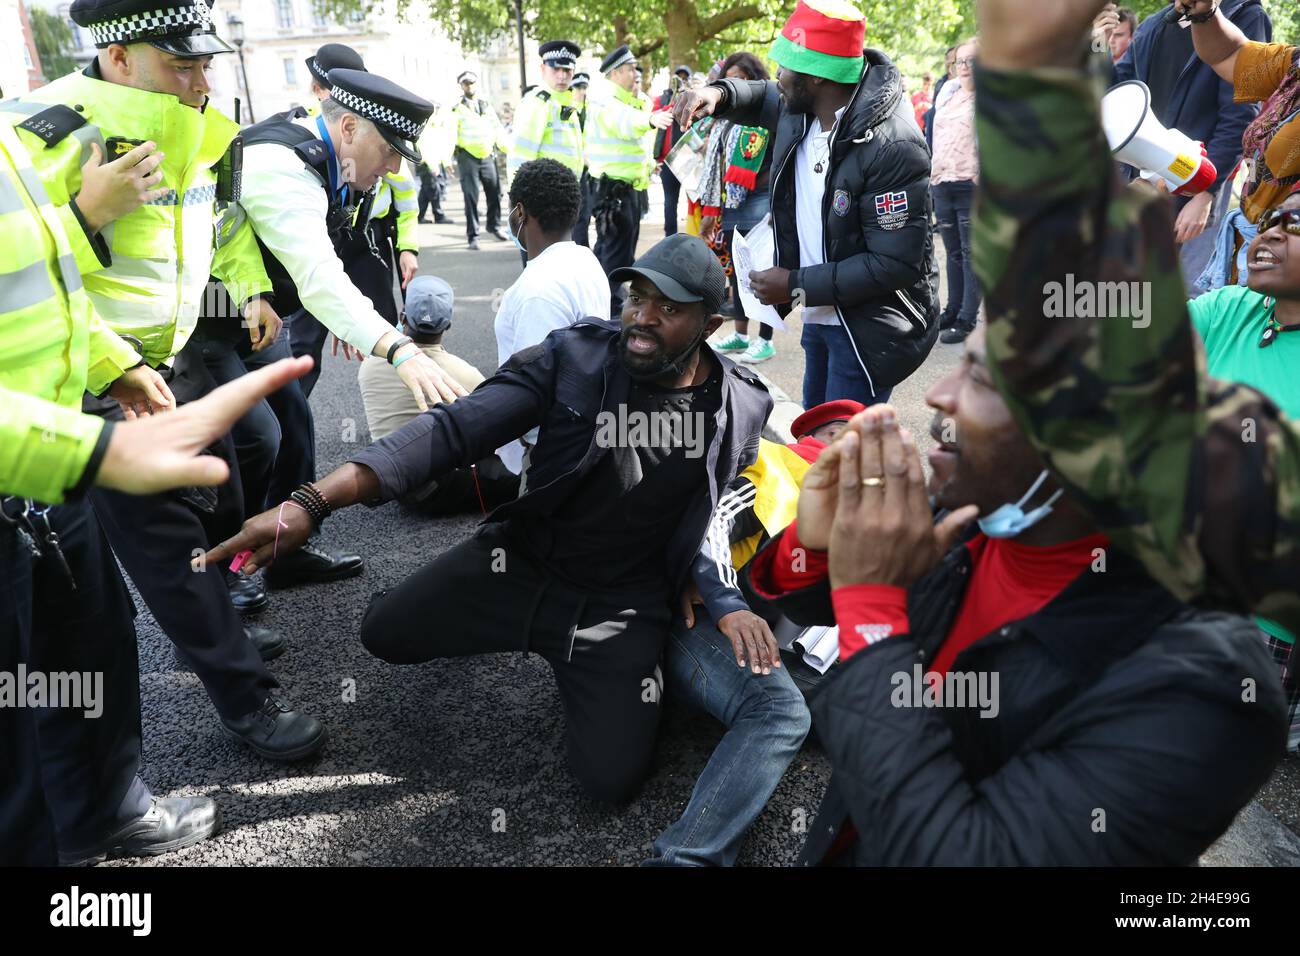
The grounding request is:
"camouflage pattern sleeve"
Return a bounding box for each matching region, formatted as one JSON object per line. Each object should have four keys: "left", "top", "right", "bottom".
{"left": 971, "top": 59, "right": 1300, "bottom": 640}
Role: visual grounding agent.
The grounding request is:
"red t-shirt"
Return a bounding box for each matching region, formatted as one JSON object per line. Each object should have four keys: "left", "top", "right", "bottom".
{"left": 752, "top": 521, "right": 1110, "bottom": 672}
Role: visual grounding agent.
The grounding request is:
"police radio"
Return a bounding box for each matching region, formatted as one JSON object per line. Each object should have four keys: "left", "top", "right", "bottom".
{"left": 217, "top": 98, "right": 244, "bottom": 203}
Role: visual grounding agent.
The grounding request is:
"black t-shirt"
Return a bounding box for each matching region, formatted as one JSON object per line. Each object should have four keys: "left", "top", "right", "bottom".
{"left": 508, "top": 361, "right": 722, "bottom": 595}
{"left": 1148, "top": 15, "right": 1195, "bottom": 123}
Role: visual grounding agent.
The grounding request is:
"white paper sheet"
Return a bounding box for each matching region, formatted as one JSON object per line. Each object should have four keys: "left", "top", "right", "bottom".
{"left": 730, "top": 215, "right": 785, "bottom": 331}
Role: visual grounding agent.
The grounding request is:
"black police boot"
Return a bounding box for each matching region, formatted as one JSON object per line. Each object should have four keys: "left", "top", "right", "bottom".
{"left": 940, "top": 321, "right": 976, "bottom": 345}
{"left": 225, "top": 569, "right": 268, "bottom": 615}
{"left": 435, "top": 214, "right": 454, "bottom": 224}
{"left": 245, "top": 624, "right": 286, "bottom": 662}
{"left": 265, "top": 543, "right": 364, "bottom": 587}
{"left": 58, "top": 797, "right": 221, "bottom": 865}
{"left": 221, "top": 694, "right": 328, "bottom": 761}
{"left": 938, "top": 310, "right": 958, "bottom": 331}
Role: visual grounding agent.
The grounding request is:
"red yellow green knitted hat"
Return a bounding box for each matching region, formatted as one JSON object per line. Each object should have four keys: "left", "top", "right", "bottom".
{"left": 770, "top": 0, "right": 866, "bottom": 85}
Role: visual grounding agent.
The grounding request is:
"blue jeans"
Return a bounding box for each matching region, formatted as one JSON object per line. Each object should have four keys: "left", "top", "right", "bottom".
{"left": 800, "top": 322, "right": 892, "bottom": 410}
{"left": 646, "top": 620, "right": 811, "bottom": 866}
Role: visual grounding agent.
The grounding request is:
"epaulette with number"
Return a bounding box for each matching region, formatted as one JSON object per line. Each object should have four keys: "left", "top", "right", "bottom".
{"left": 16, "top": 104, "right": 87, "bottom": 148}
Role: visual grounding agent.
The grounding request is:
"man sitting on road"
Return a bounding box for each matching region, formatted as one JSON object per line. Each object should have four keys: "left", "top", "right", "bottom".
{"left": 210, "top": 234, "right": 773, "bottom": 804}
{"left": 744, "top": 331, "right": 1286, "bottom": 865}
{"left": 358, "top": 275, "right": 519, "bottom": 514}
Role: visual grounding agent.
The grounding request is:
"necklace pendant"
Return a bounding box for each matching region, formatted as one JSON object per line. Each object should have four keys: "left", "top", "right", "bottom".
{"left": 1261, "top": 325, "right": 1277, "bottom": 348}
{"left": 814, "top": 160, "right": 824, "bottom": 173}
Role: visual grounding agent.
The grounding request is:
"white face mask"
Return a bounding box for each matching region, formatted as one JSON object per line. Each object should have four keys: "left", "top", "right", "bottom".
{"left": 977, "top": 470, "right": 1064, "bottom": 539}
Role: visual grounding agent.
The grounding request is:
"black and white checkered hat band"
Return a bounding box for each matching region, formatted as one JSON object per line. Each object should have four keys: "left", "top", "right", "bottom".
{"left": 331, "top": 86, "right": 425, "bottom": 140}
{"left": 88, "top": 4, "right": 212, "bottom": 46}
{"left": 309, "top": 59, "right": 330, "bottom": 84}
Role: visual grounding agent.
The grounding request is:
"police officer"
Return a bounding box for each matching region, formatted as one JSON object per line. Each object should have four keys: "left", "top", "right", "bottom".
{"left": 234, "top": 69, "right": 468, "bottom": 535}
{"left": 588, "top": 45, "right": 672, "bottom": 314}
{"left": 0, "top": 120, "right": 313, "bottom": 858}
{"left": 2, "top": 0, "right": 327, "bottom": 764}
{"left": 414, "top": 113, "right": 454, "bottom": 225}
{"left": 297, "top": 44, "right": 421, "bottom": 358}
{"left": 569, "top": 71, "right": 594, "bottom": 246}
{"left": 305, "top": 46, "right": 421, "bottom": 327}
{"left": 452, "top": 70, "right": 507, "bottom": 250}
{"left": 508, "top": 40, "right": 585, "bottom": 184}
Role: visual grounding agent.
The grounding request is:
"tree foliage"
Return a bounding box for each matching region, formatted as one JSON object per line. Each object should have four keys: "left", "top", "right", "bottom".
{"left": 315, "top": 0, "right": 1297, "bottom": 80}
{"left": 30, "top": 7, "right": 79, "bottom": 81}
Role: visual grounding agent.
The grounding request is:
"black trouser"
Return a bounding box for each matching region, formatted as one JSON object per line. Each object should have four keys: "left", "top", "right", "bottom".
{"left": 239, "top": 327, "right": 317, "bottom": 507}
{"left": 416, "top": 164, "right": 445, "bottom": 220}
{"left": 84, "top": 350, "right": 278, "bottom": 722}
{"left": 192, "top": 328, "right": 281, "bottom": 515}
{"left": 571, "top": 169, "right": 594, "bottom": 247}
{"left": 455, "top": 147, "right": 501, "bottom": 241}
{"left": 359, "top": 522, "right": 669, "bottom": 804}
{"left": 661, "top": 165, "right": 681, "bottom": 237}
{"left": 1, "top": 498, "right": 152, "bottom": 861}
{"left": 594, "top": 177, "right": 642, "bottom": 317}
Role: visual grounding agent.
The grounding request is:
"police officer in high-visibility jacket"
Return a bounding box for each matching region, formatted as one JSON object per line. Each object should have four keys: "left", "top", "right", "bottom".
{"left": 3, "top": 0, "right": 329, "bottom": 765}
{"left": 452, "top": 71, "right": 507, "bottom": 249}
{"left": 304, "top": 45, "right": 421, "bottom": 326}
{"left": 588, "top": 45, "right": 672, "bottom": 314}
{"left": 0, "top": 117, "right": 314, "bottom": 859}
{"left": 0, "top": 107, "right": 223, "bottom": 866}
{"left": 508, "top": 41, "right": 585, "bottom": 184}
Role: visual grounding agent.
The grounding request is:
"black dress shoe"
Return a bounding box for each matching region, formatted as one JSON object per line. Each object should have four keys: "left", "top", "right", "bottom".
{"left": 435, "top": 214, "right": 454, "bottom": 224}
{"left": 59, "top": 796, "right": 221, "bottom": 865}
{"left": 940, "top": 322, "right": 976, "bottom": 345}
{"left": 489, "top": 228, "right": 509, "bottom": 242}
{"left": 245, "top": 624, "right": 286, "bottom": 662}
{"left": 938, "top": 312, "right": 958, "bottom": 331}
{"left": 225, "top": 569, "right": 268, "bottom": 615}
{"left": 265, "top": 543, "right": 364, "bottom": 587}
{"left": 417, "top": 216, "right": 431, "bottom": 223}
{"left": 221, "top": 694, "right": 327, "bottom": 761}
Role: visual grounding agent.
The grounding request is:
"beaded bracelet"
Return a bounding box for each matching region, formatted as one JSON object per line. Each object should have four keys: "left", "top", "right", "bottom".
{"left": 289, "top": 482, "right": 332, "bottom": 528}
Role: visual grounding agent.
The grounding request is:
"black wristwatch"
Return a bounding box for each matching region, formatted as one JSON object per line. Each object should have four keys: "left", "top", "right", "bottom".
{"left": 386, "top": 335, "right": 413, "bottom": 365}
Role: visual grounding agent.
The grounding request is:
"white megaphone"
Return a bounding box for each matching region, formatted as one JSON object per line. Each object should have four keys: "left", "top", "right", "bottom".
{"left": 1102, "top": 80, "right": 1217, "bottom": 197}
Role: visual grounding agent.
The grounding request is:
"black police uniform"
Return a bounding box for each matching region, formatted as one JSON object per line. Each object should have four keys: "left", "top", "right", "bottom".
{"left": 1, "top": 0, "right": 234, "bottom": 865}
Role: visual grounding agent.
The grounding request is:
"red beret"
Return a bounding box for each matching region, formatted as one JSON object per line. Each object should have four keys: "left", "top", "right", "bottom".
{"left": 790, "top": 399, "right": 866, "bottom": 439}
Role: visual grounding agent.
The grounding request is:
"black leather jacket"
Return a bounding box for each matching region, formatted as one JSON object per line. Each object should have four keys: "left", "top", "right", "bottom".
{"left": 713, "top": 49, "right": 940, "bottom": 393}
{"left": 353, "top": 319, "right": 772, "bottom": 595}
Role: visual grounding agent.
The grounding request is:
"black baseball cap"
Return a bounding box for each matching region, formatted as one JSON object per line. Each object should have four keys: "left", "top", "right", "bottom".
{"left": 610, "top": 234, "right": 726, "bottom": 314}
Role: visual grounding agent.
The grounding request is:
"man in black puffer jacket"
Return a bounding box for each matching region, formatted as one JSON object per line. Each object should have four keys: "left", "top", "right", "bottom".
{"left": 674, "top": 0, "right": 939, "bottom": 409}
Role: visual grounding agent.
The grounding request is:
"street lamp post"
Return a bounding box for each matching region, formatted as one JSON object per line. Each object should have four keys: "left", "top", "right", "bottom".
{"left": 513, "top": 0, "right": 527, "bottom": 97}
{"left": 227, "top": 13, "right": 255, "bottom": 123}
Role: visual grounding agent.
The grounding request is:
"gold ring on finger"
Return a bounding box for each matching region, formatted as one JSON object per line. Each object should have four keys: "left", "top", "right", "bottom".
{"left": 861, "top": 476, "right": 885, "bottom": 488}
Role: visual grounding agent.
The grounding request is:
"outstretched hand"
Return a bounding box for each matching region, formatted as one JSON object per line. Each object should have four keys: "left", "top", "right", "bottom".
{"left": 96, "top": 356, "right": 313, "bottom": 495}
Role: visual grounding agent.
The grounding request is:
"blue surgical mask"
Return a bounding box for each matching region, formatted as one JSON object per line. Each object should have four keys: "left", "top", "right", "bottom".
{"left": 508, "top": 204, "right": 528, "bottom": 256}
{"left": 977, "top": 470, "right": 1064, "bottom": 539}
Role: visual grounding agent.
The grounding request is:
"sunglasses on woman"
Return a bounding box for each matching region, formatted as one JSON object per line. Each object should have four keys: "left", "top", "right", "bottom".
{"left": 1259, "top": 207, "right": 1300, "bottom": 236}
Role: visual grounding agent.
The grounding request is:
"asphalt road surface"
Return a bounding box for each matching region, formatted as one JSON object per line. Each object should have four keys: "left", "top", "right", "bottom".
{"left": 109, "top": 181, "right": 1300, "bottom": 866}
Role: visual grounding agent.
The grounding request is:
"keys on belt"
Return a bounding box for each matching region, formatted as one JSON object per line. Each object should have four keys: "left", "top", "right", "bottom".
{"left": 0, "top": 497, "right": 77, "bottom": 591}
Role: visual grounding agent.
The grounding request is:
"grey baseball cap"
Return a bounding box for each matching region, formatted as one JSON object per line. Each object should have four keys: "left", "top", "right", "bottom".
{"left": 403, "top": 275, "right": 454, "bottom": 335}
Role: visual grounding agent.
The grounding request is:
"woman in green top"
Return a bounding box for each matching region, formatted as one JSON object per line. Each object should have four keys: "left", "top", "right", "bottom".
{"left": 1189, "top": 188, "right": 1300, "bottom": 748}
